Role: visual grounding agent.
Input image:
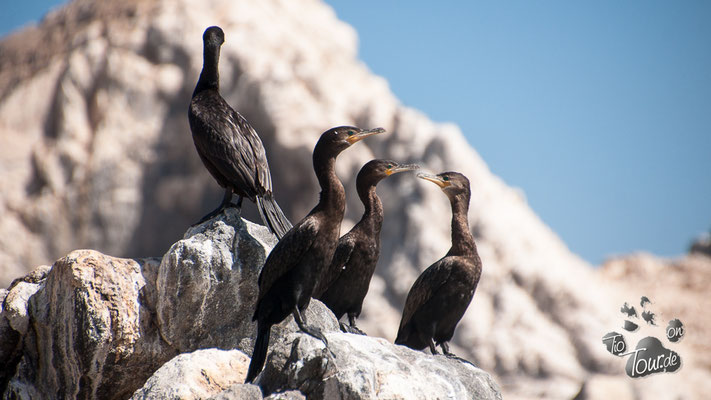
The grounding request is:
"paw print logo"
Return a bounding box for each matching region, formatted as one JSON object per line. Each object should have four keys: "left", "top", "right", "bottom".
{"left": 602, "top": 296, "right": 684, "bottom": 378}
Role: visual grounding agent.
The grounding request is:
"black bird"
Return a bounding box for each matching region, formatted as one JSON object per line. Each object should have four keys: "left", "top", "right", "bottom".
{"left": 395, "top": 172, "right": 481, "bottom": 358}
{"left": 315, "top": 159, "right": 419, "bottom": 334}
{"left": 189, "top": 26, "right": 291, "bottom": 238}
{"left": 245, "top": 126, "right": 384, "bottom": 383}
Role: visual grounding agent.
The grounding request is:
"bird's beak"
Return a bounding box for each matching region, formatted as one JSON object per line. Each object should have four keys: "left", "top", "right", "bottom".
{"left": 417, "top": 172, "right": 450, "bottom": 188}
{"left": 346, "top": 127, "right": 386, "bottom": 145}
{"left": 386, "top": 163, "right": 420, "bottom": 176}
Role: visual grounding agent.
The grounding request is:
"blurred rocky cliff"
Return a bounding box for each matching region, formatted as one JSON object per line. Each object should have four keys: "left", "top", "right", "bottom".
{"left": 0, "top": 0, "right": 708, "bottom": 398}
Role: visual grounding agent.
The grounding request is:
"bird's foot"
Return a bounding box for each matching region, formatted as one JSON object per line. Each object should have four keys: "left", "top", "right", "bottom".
{"left": 293, "top": 308, "right": 335, "bottom": 358}
{"left": 299, "top": 325, "right": 336, "bottom": 358}
{"left": 339, "top": 322, "right": 366, "bottom": 335}
{"left": 298, "top": 324, "right": 328, "bottom": 345}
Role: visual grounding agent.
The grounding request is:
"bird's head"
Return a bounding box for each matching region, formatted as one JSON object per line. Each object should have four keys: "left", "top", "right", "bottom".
{"left": 203, "top": 26, "right": 225, "bottom": 48}
{"left": 357, "top": 159, "right": 420, "bottom": 187}
{"left": 315, "top": 126, "right": 385, "bottom": 158}
{"left": 417, "top": 171, "right": 471, "bottom": 200}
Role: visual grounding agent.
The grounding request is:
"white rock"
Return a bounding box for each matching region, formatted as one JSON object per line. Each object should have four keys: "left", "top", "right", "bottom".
{"left": 130, "top": 348, "right": 255, "bottom": 400}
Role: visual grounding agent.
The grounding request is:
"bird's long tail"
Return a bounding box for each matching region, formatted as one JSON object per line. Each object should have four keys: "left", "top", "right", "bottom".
{"left": 256, "top": 194, "right": 292, "bottom": 239}
{"left": 245, "top": 322, "right": 271, "bottom": 383}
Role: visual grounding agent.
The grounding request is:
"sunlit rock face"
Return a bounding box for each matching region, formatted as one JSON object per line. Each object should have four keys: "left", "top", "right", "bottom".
{"left": 1, "top": 213, "right": 502, "bottom": 400}
{"left": 1, "top": 0, "right": 708, "bottom": 398}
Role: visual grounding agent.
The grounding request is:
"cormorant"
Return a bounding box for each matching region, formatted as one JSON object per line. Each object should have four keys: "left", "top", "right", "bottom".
{"left": 315, "top": 159, "right": 419, "bottom": 334}
{"left": 395, "top": 171, "right": 481, "bottom": 358}
{"left": 189, "top": 26, "right": 291, "bottom": 238}
{"left": 245, "top": 126, "right": 385, "bottom": 383}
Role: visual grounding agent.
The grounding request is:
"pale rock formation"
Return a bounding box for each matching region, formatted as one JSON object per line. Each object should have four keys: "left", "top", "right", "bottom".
{"left": 259, "top": 303, "right": 502, "bottom": 400}
{"left": 1, "top": 211, "right": 501, "bottom": 400}
{"left": 130, "top": 348, "right": 257, "bottom": 400}
{"left": 0, "top": 0, "right": 707, "bottom": 398}
{"left": 156, "top": 209, "right": 277, "bottom": 354}
{"left": 3, "top": 250, "right": 169, "bottom": 400}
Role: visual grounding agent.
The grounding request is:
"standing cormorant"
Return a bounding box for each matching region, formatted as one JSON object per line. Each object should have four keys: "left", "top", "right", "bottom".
{"left": 395, "top": 171, "right": 481, "bottom": 358}
{"left": 315, "top": 159, "right": 419, "bottom": 334}
{"left": 245, "top": 126, "right": 385, "bottom": 383}
{"left": 189, "top": 26, "right": 291, "bottom": 238}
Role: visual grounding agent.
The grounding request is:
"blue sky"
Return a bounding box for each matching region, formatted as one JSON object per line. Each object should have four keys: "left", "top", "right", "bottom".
{"left": 2, "top": 1, "right": 710, "bottom": 265}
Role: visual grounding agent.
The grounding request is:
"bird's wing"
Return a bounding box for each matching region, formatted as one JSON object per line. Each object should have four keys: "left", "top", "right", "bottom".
{"left": 191, "top": 96, "right": 266, "bottom": 198}
{"left": 229, "top": 110, "right": 273, "bottom": 193}
{"left": 257, "top": 217, "right": 319, "bottom": 301}
{"left": 398, "top": 257, "right": 456, "bottom": 331}
{"left": 314, "top": 233, "right": 357, "bottom": 297}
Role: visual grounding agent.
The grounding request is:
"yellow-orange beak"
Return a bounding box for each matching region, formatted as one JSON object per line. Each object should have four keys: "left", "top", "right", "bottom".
{"left": 417, "top": 172, "right": 450, "bottom": 188}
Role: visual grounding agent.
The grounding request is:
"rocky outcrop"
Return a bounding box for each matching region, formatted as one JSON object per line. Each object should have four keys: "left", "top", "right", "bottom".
{"left": 1, "top": 211, "right": 502, "bottom": 399}
{"left": 3, "top": 250, "right": 169, "bottom": 399}
{"left": 156, "top": 211, "right": 277, "bottom": 354}
{"left": 0, "top": 0, "right": 708, "bottom": 398}
{"left": 259, "top": 309, "right": 501, "bottom": 400}
{"left": 130, "top": 348, "right": 257, "bottom": 400}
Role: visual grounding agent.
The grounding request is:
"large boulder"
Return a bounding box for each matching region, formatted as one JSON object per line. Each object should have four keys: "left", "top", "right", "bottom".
{"left": 156, "top": 209, "right": 277, "bottom": 354}
{"left": 3, "top": 250, "right": 168, "bottom": 399}
{"left": 130, "top": 348, "right": 258, "bottom": 400}
{"left": 1, "top": 211, "right": 275, "bottom": 399}
{"left": 259, "top": 302, "right": 501, "bottom": 400}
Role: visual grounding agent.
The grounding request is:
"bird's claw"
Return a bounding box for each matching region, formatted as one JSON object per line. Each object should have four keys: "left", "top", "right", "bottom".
{"left": 339, "top": 322, "right": 366, "bottom": 335}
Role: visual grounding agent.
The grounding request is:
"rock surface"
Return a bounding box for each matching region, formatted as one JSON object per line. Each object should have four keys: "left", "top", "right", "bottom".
{"left": 1, "top": 212, "right": 502, "bottom": 399}
{"left": 130, "top": 348, "right": 256, "bottom": 400}
{"left": 260, "top": 304, "right": 502, "bottom": 400}
{"left": 4, "top": 250, "right": 169, "bottom": 400}
{"left": 0, "top": 0, "right": 708, "bottom": 398}
{"left": 157, "top": 209, "right": 277, "bottom": 354}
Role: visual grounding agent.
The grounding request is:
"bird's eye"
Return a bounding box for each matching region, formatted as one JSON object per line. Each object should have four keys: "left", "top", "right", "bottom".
{"left": 442, "top": 176, "right": 450, "bottom": 181}
{"left": 347, "top": 130, "right": 355, "bottom": 136}
{"left": 387, "top": 164, "right": 393, "bottom": 169}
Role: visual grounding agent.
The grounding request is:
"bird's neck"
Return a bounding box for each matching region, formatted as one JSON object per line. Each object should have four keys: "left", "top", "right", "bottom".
{"left": 448, "top": 195, "right": 477, "bottom": 257}
{"left": 193, "top": 46, "right": 220, "bottom": 96}
{"left": 357, "top": 185, "right": 384, "bottom": 230}
{"left": 313, "top": 155, "right": 345, "bottom": 218}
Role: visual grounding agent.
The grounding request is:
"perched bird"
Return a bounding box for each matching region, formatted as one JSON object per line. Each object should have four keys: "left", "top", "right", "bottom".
{"left": 395, "top": 172, "right": 481, "bottom": 358}
{"left": 188, "top": 26, "right": 291, "bottom": 238}
{"left": 315, "top": 159, "right": 419, "bottom": 334}
{"left": 245, "top": 126, "right": 384, "bottom": 383}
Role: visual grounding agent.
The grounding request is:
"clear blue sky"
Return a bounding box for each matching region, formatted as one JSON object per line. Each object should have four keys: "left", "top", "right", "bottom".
{"left": 2, "top": 1, "right": 710, "bottom": 265}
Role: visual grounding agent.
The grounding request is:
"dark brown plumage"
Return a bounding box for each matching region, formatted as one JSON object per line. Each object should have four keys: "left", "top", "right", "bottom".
{"left": 395, "top": 172, "right": 481, "bottom": 357}
{"left": 315, "top": 159, "right": 419, "bottom": 334}
{"left": 245, "top": 126, "right": 384, "bottom": 383}
{"left": 189, "top": 26, "right": 291, "bottom": 238}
